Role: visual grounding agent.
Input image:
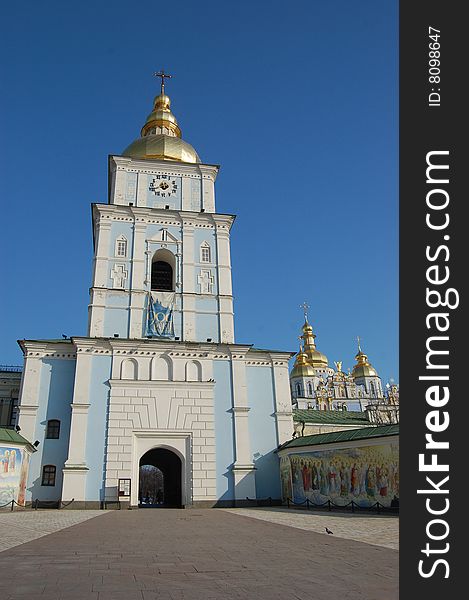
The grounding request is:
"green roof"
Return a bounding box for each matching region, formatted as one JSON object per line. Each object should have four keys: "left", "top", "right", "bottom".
{"left": 279, "top": 424, "right": 399, "bottom": 450}
{"left": 0, "top": 427, "right": 34, "bottom": 447}
{"left": 293, "top": 409, "right": 370, "bottom": 425}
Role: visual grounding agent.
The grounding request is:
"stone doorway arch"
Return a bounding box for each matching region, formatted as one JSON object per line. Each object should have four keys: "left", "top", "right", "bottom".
{"left": 138, "top": 447, "right": 183, "bottom": 508}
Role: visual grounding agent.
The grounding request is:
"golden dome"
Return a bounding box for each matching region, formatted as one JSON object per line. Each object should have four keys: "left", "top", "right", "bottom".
{"left": 352, "top": 346, "right": 379, "bottom": 379}
{"left": 123, "top": 135, "right": 200, "bottom": 163}
{"left": 141, "top": 93, "right": 181, "bottom": 138}
{"left": 122, "top": 86, "right": 200, "bottom": 163}
{"left": 291, "top": 346, "right": 316, "bottom": 378}
{"left": 301, "top": 319, "right": 329, "bottom": 368}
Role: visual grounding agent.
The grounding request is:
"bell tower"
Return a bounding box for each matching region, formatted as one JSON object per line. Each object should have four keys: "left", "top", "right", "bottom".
{"left": 88, "top": 73, "right": 235, "bottom": 344}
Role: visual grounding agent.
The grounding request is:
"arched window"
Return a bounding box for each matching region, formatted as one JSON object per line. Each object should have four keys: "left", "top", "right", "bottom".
{"left": 46, "top": 419, "right": 60, "bottom": 439}
{"left": 200, "top": 242, "right": 211, "bottom": 263}
{"left": 307, "top": 383, "right": 313, "bottom": 396}
{"left": 115, "top": 235, "right": 128, "bottom": 258}
{"left": 151, "top": 355, "right": 172, "bottom": 381}
{"left": 121, "top": 359, "right": 138, "bottom": 380}
{"left": 295, "top": 383, "right": 301, "bottom": 396}
{"left": 185, "top": 360, "right": 202, "bottom": 382}
{"left": 41, "top": 465, "right": 56, "bottom": 486}
{"left": 151, "top": 261, "right": 173, "bottom": 291}
{"left": 370, "top": 382, "right": 375, "bottom": 397}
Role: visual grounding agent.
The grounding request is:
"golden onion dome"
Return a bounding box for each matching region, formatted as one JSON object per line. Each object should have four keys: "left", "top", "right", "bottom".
{"left": 301, "top": 319, "right": 329, "bottom": 368}
{"left": 291, "top": 347, "right": 316, "bottom": 378}
{"left": 305, "top": 348, "right": 329, "bottom": 369}
{"left": 352, "top": 347, "right": 379, "bottom": 379}
{"left": 123, "top": 135, "right": 200, "bottom": 163}
{"left": 122, "top": 88, "right": 200, "bottom": 163}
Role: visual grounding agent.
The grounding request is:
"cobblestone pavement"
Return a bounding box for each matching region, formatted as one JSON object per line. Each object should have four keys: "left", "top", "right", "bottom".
{"left": 223, "top": 507, "right": 399, "bottom": 550}
{"left": 0, "top": 509, "right": 398, "bottom": 600}
{"left": 0, "top": 510, "right": 106, "bottom": 552}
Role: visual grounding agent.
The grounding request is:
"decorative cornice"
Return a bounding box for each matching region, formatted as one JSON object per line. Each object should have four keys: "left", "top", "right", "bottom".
{"left": 110, "top": 155, "right": 220, "bottom": 180}
{"left": 109, "top": 379, "right": 215, "bottom": 389}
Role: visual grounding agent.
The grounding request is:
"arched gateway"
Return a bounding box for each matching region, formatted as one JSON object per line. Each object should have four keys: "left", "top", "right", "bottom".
{"left": 138, "top": 447, "right": 183, "bottom": 508}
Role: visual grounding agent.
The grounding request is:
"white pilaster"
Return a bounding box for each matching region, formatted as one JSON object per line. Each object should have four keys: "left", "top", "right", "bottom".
{"left": 270, "top": 356, "right": 295, "bottom": 445}
{"left": 129, "top": 221, "right": 147, "bottom": 338}
{"left": 229, "top": 350, "right": 256, "bottom": 499}
{"left": 16, "top": 355, "right": 42, "bottom": 442}
{"left": 62, "top": 350, "right": 92, "bottom": 501}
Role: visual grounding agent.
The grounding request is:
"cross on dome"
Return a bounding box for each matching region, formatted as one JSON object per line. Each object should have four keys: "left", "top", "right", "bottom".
{"left": 154, "top": 69, "right": 173, "bottom": 94}
{"left": 356, "top": 335, "right": 362, "bottom": 353}
{"left": 300, "top": 302, "right": 310, "bottom": 322}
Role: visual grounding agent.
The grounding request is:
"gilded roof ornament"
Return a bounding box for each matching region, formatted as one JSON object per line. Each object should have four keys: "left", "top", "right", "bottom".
{"left": 154, "top": 69, "right": 173, "bottom": 94}
{"left": 122, "top": 70, "right": 200, "bottom": 163}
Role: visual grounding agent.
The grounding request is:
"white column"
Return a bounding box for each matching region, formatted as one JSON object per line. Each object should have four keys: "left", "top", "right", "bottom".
{"left": 182, "top": 222, "right": 196, "bottom": 341}
{"left": 129, "top": 222, "right": 147, "bottom": 338}
{"left": 17, "top": 354, "right": 42, "bottom": 442}
{"left": 270, "top": 357, "right": 294, "bottom": 445}
{"left": 113, "top": 167, "right": 127, "bottom": 205}
{"left": 62, "top": 352, "right": 92, "bottom": 501}
{"left": 215, "top": 224, "right": 234, "bottom": 343}
{"left": 88, "top": 289, "right": 106, "bottom": 337}
{"left": 93, "top": 220, "right": 112, "bottom": 288}
{"left": 229, "top": 351, "right": 256, "bottom": 500}
{"left": 136, "top": 172, "right": 148, "bottom": 208}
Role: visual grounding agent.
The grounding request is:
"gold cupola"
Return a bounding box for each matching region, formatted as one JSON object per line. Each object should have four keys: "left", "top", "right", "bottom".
{"left": 122, "top": 71, "right": 200, "bottom": 163}
{"left": 301, "top": 319, "right": 329, "bottom": 369}
{"left": 291, "top": 345, "right": 316, "bottom": 378}
{"left": 352, "top": 340, "right": 379, "bottom": 379}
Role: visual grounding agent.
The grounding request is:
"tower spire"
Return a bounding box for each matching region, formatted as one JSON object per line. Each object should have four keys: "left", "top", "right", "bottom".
{"left": 357, "top": 335, "right": 362, "bottom": 353}
{"left": 300, "top": 301, "right": 310, "bottom": 323}
{"left": 154, "top": 69, "right": 173, "bottom": 94}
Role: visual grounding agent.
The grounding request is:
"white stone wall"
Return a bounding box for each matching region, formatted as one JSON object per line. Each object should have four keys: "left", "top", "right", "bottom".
{"left": 105, "top": 380, "right": 216, "bottom": 505}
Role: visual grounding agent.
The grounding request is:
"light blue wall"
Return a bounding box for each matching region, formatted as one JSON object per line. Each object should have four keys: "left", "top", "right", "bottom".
{"left": 109, "top": 222, "right": 134, "bottom": 259}
{"left": 195, "top": 298, "right": 218, "bottom": 313}
{"left": 27, "top": 358, "right": 76, "bottom": 502}
{"left": 213, "top": 360, "right": 235, "bottom": 501}
{"left": 85, "top": 355, "right": 112, "bottom": 501}
{"left": 104, "top": 307, "right": 129, "bottom": 338}
{"left": 193, "top": 228, "right": 216, "bottom": 259}
{"left": 106, "top": 293, "right": 130, "bottom": 308}
{"left": 195, "top": 313, "right": 219, "bottom": 343}
{"left": 246, "top": 366, "right": 281, "bottom": 499}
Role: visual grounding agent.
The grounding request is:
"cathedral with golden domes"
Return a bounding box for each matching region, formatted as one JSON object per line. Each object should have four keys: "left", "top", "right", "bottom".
{"left": 289, "top": 308, "right": 399, "bottom": 424}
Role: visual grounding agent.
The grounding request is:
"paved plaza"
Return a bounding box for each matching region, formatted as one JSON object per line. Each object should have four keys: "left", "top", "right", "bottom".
{"left": 223, "top": 507, "right": 399, "bottom": 550}
{"left": 0, "top": 510, "right": 106, "bottom": 552}
{"left": 0, "top": 508, "right": 398, "bottom": 599}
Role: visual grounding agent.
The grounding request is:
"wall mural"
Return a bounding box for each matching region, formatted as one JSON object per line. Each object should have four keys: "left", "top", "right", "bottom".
{"left": 0, "top": 446, "right": 27, "bottom": 506}
{"left": 283, "top": 443, "right": 399, "bottom": 508}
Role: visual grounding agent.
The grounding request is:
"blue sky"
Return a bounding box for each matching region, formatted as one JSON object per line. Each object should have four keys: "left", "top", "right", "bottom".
{"left": 0, "top": 0, "right": 398, "bottom": 382}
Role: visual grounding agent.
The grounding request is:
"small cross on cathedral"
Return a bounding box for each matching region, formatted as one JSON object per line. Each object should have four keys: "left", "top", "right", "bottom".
{"left": 357, "top": 335, "right": 362, "bottom": 352}
{"left": 300, "top": 302, "right": 310, "bottom": 322}
{"left": 154, "top": 69, "right": 173, "bottom": 94}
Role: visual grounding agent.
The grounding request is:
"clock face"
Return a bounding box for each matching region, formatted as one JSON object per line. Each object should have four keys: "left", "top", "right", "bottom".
{"left": 149, "top": 175, "right": 178, "bottom": 198}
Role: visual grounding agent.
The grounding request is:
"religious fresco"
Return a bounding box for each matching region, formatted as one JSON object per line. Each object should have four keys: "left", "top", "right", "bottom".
{"left": 0, "top": 446, "right": 26, "bottom": 506}
{"left": 280, "top": 455, "right": 293, "bottom": 502}
{"left": 283, "top": 443, "right": 399, "bottom": 508}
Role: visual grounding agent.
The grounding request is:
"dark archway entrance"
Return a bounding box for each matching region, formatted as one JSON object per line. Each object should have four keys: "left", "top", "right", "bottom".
{"left": 138, "top": 447, "right": 182, "bottom": 508}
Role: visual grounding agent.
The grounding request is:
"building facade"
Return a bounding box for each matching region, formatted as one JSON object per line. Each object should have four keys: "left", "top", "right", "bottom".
{"left": 289, "top": 315, "right": 399, "bottom": 424}
{"left": 16, "top": 81, "right": 294, "bottom": 508}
